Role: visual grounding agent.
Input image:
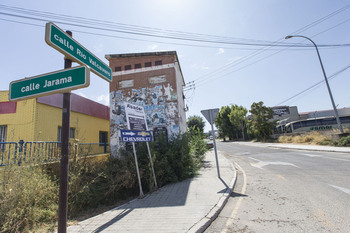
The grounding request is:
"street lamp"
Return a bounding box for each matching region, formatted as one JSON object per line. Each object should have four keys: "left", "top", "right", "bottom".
{"left": 285, "top": 35, "right": 344, "bottom": 134}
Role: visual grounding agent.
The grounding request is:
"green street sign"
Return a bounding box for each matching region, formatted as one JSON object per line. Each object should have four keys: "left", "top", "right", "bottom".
{"left": 9, "top": 66, "right": 90, "bottom": 101}
{"left": 45, "top": 22, "right": 112, "bottom": 82}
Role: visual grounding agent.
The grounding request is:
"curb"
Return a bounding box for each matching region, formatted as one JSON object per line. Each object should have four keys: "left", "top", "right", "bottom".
{"left": 188, "top": 160, "right": 237, "bottom": 233}
{"left": 267, "top": 145, "right": 350, "bottom": 153}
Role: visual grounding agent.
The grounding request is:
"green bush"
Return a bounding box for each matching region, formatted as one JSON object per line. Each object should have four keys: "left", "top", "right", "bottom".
{"left": 336, "top": 136, "right": 350, "bottom": 147}
{"left": 0, "top": 165, "right": 58, "bottom": 233}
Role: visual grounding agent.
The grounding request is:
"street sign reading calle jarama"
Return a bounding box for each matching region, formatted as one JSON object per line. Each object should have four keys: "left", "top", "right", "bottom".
{"left": 9, "top": 66, "right": 90, "bottom": 101}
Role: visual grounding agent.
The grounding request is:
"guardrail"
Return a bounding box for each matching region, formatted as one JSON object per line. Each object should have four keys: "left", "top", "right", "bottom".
{"left": 0, "top": 141, "right": 110, "bottom": 166}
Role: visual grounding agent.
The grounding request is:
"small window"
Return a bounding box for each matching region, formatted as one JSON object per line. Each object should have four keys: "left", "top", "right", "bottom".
{"left": 0, "top": 125, "right": 7, "bottom": 144}
{"left": 125, "top": 65, "right": 132, "bottom": 70}
{"left": 57, "top": 127, "right": 75, "bottom": 141}
{"left": 155, "top": 60, "right": 162, "bottom": 66}
{"left": 145, "top": 62, "right": 152, "bottom": 67}
{"left": 99, "top": 131, "right": 108, "bottom": 145}
{"left": 135, "top": 63, "right": 142, "bottom": 69}
{"left": 115, "top": 66, "right": 122, "bottom": 72}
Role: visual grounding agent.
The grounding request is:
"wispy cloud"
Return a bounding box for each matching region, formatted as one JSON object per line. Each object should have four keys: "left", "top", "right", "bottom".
{"left": 96, "top": 94, "right": 109, "bottom": 106}
{"left": 76, "top": 92, "right": 87, "bottom": 98}
{"left": 148, "top": 44, "right": 159, "bottom": 51}
{"left": 216, "top": 48, "right": 225, "bottom": 55}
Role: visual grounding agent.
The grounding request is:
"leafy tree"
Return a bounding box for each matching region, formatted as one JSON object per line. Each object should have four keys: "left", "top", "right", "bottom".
{"left": 229, "top": 105, "right": 248, "bottom": 140}
{"left": 215, "top": 106, "right": 236, "bottom": 141}
{"left": 248, "top": 101, "right": 275, "bottom": 141}
{"left": 187, "top": 115, "right": 205, "bottom": 135}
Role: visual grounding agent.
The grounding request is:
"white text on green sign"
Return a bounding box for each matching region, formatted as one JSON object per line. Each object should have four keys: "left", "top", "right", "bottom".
{"left": 9, "top": 66, "right": 90, "bottom": 101}
{"left": 45, "top": 22, "right": 112, "bottom": 82}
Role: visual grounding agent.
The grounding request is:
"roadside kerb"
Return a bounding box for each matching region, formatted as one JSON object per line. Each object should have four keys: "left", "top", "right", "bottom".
{"left": 188, "top": 157, "right": 237, "bottom": 233}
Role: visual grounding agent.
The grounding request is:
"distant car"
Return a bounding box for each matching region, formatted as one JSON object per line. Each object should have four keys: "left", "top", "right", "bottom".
{"left": 204, "top": 139, "right": 214, "bottom": 149}
{"left": 209, "top": 135, "right": 214, "bottom": 140}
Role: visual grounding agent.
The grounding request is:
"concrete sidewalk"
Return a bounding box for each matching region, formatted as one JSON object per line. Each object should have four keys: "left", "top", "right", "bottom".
{"left": 67, "top": 151, "right": 236, "bottom": 233}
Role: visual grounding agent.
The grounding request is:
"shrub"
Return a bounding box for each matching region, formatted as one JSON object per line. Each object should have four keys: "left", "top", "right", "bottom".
{"left": 0, "top": 165, "right": 58, "bottom": 233}
{"left": 336, "top": 136, "right": 350, "bottom": 147}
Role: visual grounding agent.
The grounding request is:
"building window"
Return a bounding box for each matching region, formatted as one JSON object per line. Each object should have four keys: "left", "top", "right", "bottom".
{"left": 0, "top": 125, "right": 7, "bottom": 143}
{"left": 115, "top": 66, "right": 122, "bottom": 72}
{"left": 135, "top": 63, "right": 142, "bottom": 69}
{"left": 57, "top": 127, "right": 75, "bottom": 141}
{"left": 125, "top": 65, "right": 132, "bottom": 70}
{"left": 99, "top": 131, "right": 108, "bottom": 145}
{"left": 145, "top": 62, "right": 152, "bottom": 67}
{"left": 118, "top": 79, "right": 134, "bottom": 88}
{"left": 155, "top": 60, "right": 162, "bottom": 66}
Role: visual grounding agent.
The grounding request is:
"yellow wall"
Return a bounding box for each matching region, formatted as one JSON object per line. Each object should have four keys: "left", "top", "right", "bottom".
{"left": 1, "top": 91, "right": 109, "bottom": 143}
{"left": 0, "top": 91, "right": 36, "bottom": 142}
{"left": 35, "top": 102, "right": 109, "bottom": 143}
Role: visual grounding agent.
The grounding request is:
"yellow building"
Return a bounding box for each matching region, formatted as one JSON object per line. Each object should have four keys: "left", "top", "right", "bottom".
{"left": 0, "top": 90, "right": 109, "bottom": 144}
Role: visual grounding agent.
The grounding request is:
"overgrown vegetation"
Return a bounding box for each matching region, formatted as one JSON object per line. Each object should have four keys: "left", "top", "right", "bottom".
{"left": 0, "top": 165, "right": 58, "bottom": 233}
{"left": 278, "top": 131, "right": 350, "bottom": 147}
{"left": 0, "top": 131, "right": 208, "bottom": 233}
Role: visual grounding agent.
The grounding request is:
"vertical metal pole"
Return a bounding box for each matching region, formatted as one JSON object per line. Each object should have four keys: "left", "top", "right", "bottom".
{"left": 132, "top": 142, "right": 144, "bottom": 197}
{"left": 58, "top": 30, "right": 72, "bottom": 233}
{"left": 286, "top": 35, "right": 344, "bottom": 134}
{"left": 210, "top": 111, "right": 220, "bottom": 178}
{"left": 146, "top": 142, "right": 158, "bottom": 189}
{"left": 313, "top": 44, "right": 344, "bottom": 134}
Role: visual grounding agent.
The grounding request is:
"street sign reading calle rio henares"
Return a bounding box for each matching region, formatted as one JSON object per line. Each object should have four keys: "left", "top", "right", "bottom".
{"left": 9, "top": 66, "right": 90, "bottom": 101}
{"left": 45, "top": 22, "right": 112, "bottom": 82}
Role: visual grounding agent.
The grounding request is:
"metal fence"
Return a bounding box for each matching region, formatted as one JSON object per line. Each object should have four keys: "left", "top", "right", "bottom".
{"left": 0, "top": 141, "right": 110, "bottom": 166}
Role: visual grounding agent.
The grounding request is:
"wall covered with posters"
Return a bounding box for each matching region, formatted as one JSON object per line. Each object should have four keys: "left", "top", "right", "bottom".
{"left": 109, "top": 83, "right": 183, "bottom": 156}
{"left": 106, "top": 51, "right": 187, "bottom": 157}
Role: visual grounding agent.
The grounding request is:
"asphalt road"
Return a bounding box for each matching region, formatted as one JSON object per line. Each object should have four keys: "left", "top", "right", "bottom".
{"left": 205, "top": 141, "right": 350, "bottom": 233}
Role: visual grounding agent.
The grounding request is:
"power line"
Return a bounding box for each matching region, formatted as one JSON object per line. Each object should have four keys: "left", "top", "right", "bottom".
{"left": 184, "top": 3, "right": 350, "bottom": 89}
{"left": 1, "top": 4, "right": 350, "bottom": 48}
{"left": 276, "top": 64, "right": 350, "bottom": 106}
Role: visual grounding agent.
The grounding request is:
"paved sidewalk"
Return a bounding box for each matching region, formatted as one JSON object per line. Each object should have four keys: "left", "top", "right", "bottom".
{"left": 67, "top": 151, "right": 236, "bottom": 233}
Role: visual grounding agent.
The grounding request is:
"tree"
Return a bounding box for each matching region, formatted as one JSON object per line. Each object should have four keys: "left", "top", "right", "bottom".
{"left": 215, "top": 106, "right": 236, "bottom": 141}
{"left": 248, "top": 101, "right": 275, "bottom": 141}
{"left": 187, "top": 115, "right": 205, "bottom": 135}
{"left": 229, "top": 105, "right": 248, "bottom": 140}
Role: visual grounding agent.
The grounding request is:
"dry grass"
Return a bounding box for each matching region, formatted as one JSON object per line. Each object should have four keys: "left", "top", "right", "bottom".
{"left": 278, "top": 131, "right": 334, "bottom": 146}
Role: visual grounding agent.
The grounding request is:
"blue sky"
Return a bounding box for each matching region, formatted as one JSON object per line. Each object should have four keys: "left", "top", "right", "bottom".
{"left": 1, "top": 0, "right": 350, "bottom": 132}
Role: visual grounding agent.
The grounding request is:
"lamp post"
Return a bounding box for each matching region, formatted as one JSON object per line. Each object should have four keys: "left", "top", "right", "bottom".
{"left": 285, "top": 35, "right": 344, "bottom": 134}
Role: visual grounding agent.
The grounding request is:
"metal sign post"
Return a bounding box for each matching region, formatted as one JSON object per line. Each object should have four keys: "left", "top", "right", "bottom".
{"left": 124, "top": 103, "right": 158, "bottom": 195}
{"left": 132, "top": 142, "right": 144, "bottom": 197}
{"left": 57, "top": 30, "right": 72, "bottom": 233}
{"left": 201, "top": 108, "right": 220, "bottom": 178}
{"left": 8, "top": 22, "right": 111, "bottom": 233}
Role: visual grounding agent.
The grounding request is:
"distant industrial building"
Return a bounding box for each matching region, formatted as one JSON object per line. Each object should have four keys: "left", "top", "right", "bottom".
{"left": 105, "top": 51, "right": 187, "bottom": 156}
{"left": 272, "top": 105, "right": 350, "bottom": 133}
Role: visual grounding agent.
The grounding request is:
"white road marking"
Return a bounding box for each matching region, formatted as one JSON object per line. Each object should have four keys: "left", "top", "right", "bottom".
{"left": 249, "top": 157, "right": 299, "bottom": 169}
{"left": 302, "top": 153, "right": 322, "bottom": 157}
{"left": 236, "top": 152, "right": 251, "bottom": 156}
{"left": 329, "top": 184, "right": 350, "bottom": 195}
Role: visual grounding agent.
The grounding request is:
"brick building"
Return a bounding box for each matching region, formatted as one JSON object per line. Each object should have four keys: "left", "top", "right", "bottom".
{"left": 105, "top": 51, "right": 186, "bottom": 156}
